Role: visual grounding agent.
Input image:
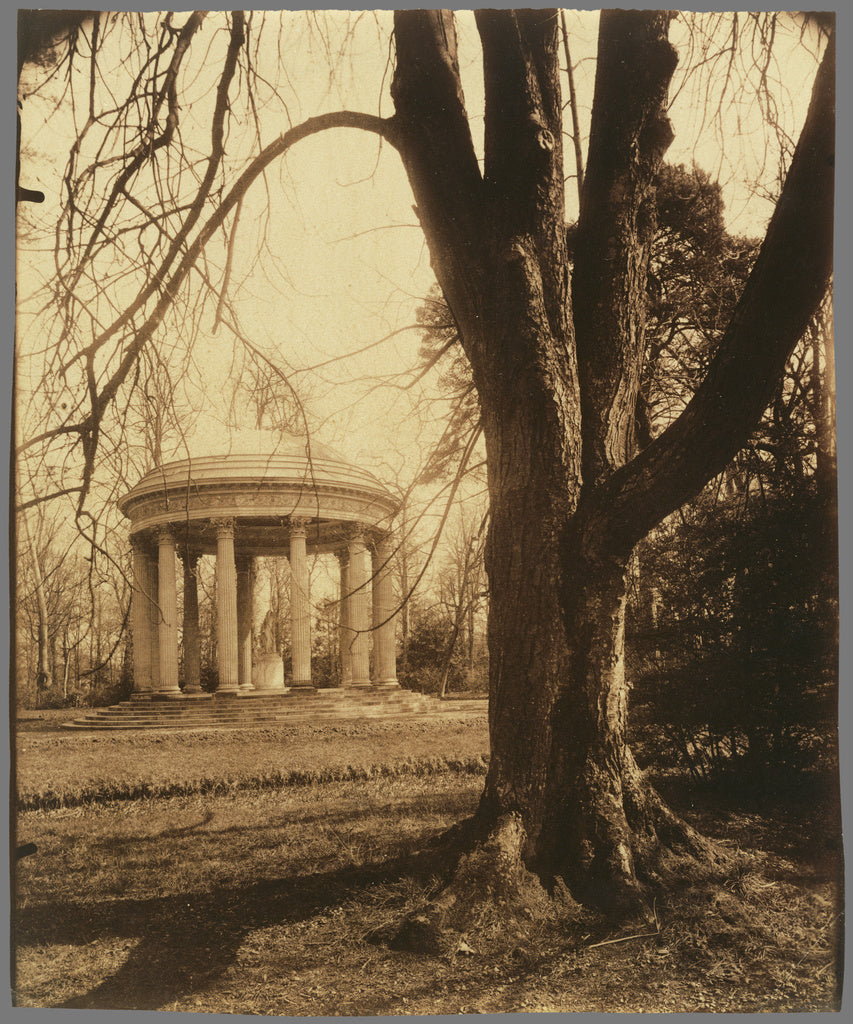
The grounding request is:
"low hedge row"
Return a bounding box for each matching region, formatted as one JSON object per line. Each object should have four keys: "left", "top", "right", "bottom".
{"left": 19, "top": 754, "right": 490, "bottom": 812}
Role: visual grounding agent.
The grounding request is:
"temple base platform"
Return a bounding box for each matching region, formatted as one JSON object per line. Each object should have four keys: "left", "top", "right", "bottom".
{"left": 62, "top": 688, "right": 486, "bottom": 730}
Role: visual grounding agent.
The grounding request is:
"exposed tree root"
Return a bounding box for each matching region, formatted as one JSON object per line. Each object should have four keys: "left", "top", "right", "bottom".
{"left": 623, "top": 748, "right": 731, "bottom": 872}
{"left": 390, "top": 755, "right": 741, "bottom": 955}
{"left": 562, "top": 750, "right": 737, "bottom": 920}
{"left": 392, "top": 814, "right": 558, "bottom": 955}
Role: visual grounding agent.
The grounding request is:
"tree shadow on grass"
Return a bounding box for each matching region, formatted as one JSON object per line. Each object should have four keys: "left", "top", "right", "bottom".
{"left": 82, "top": 788, "right": 478, "bottom": 856}
{"left": 17, "top": 771, "right": 841, "bottom": 1011}
{"left": 146, "top": 808, "right": 215, "bottom": 840}
{"left": 16, "top": 844, "right": 444, "bottom": 1011}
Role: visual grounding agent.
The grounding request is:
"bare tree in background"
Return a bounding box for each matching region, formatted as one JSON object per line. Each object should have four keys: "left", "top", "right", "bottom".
{"left": 18, "top": 507, "right": 55, "bottom": 699}
{"left": 435, "top": 510, "right": 487, "bottom": 699}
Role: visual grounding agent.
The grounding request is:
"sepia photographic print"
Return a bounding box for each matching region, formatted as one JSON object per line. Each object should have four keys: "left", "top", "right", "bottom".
{"left": 12, "top": 7, "right": 841, "bottom": 1014}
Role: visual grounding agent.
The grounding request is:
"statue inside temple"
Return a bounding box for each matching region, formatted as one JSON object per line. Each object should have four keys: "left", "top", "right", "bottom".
{"left": 259, "top": 609, "right": 276, "bottom": 654}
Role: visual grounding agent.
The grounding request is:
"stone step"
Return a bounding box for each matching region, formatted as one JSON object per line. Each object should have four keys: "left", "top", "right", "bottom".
{"left": 60, "top": 689, "right": 482, "bottom": 731}
{"left": 115, "top": 692, "right": 432, "bottom": 707}
{"left": 68, "top": 711, "right": 440, "bottom": 727}
{"left": 94, "top": 704, "right": 428, "bottom": 718}
{"left": 114, "top": 691, "right": 448, "bottom": 705}
{"left": 61, "top": 708, "right": 455, "bottom": 730}
{"left": 94, "top": 696, "right": 436, "bottom": 715}
{"left": 72, "top": 703, "right": 430, "bottom": 719}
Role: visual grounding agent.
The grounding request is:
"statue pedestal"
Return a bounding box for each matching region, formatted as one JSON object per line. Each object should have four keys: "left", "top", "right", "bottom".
{"left": 252, "top": 653, "right": 285, "bottom": 690}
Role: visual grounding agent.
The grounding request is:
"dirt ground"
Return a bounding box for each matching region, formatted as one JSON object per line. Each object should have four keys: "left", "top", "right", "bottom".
{"left": 13, "top": 718, "right": 843, "bottom": 1014}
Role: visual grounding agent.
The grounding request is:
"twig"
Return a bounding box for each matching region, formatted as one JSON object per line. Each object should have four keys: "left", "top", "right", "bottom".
{"left": 586, "top": 930, "right": 659, "bottom": 950}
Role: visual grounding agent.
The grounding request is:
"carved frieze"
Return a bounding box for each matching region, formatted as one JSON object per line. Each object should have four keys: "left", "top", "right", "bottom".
{"left": 124, "top": 486, "right": 393, "bottom": 526}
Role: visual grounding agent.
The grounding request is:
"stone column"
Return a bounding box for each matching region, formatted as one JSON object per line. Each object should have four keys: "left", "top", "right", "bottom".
{"left": 289, "top": 518, "right": 312, "bottom": 689}
{"left": 143, "top": 549, "right": 160, "bottom": 691}
{"left": 371, "top": 532, "right": 399, "bottom": 686}
{"left": 182, "top": 550, "right": 202, "bottom": 694}
{"left": 336, "top": 549, "right": 353, "bottom": 686}
{"left": 130, "top": 537, "right": 154, "bottom": 695}
{"left": 156, "top": 526, "right": 180, "bottom": 694}
{"left": 347, "top": 527, "right": 371, "bottom": 686}
{"left": 236, "top": 555, "right": 255, "bottom": 691}
{"left": 214, "top": 518, "right": 239, "bottom": 693}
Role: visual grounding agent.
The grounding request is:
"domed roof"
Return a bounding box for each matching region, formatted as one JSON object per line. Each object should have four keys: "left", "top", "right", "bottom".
{"left": 122, "top": 438, "right": 391, "bottom": 500}
{"left": 118, "top": 431, "right": 399, "bottom": 555}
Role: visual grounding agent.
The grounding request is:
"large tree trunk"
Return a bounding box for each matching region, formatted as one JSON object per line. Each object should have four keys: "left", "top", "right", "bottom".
{"left": 392, "top": 11, "right": 692, "bottom": 930}
{"left": 387, "top": 9, "right": 834, "bottom": 950}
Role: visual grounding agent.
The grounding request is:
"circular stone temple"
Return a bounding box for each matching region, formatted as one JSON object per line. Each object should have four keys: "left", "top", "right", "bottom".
{"left": 117, "top": 437, "right": 401, "bottom": 699}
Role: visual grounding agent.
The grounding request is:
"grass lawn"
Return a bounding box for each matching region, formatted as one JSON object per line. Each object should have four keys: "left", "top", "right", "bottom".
{"left": 16, "top": 714, "right": 490, "bottom": 809}
{"left": 13, "top": 717, "right": 843, "bottom": 1013}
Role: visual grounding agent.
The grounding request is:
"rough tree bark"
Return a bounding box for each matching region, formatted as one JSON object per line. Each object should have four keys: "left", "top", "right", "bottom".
{"left": 386, "top": 9, "right": 834, "bottom": 948}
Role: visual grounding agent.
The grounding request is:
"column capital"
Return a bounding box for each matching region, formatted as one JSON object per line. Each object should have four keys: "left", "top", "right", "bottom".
{"left": 335, "top": 546, "right": 350, "bottom": 567}
{"left": 154, "top": 525, "right": 175, "bottom": 546}
{"left": 130, "top": 533, "right": 148, "bottom": 554}
{"left": 289, "top": 516, "right": 310, "bottom": 538}
{"left": 372, "top": 530, "right": 395, "bottom": 557}
{"left": 346, "top": 524, "right": 367, "bottom": 551}
{"left": 211, "top": 517, "right": 235, "bottom": 539}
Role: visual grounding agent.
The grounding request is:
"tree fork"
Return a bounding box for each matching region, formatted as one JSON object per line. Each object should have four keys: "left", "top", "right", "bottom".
{"left": 591, "top": 27, "right": 835, "bottom": 553}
